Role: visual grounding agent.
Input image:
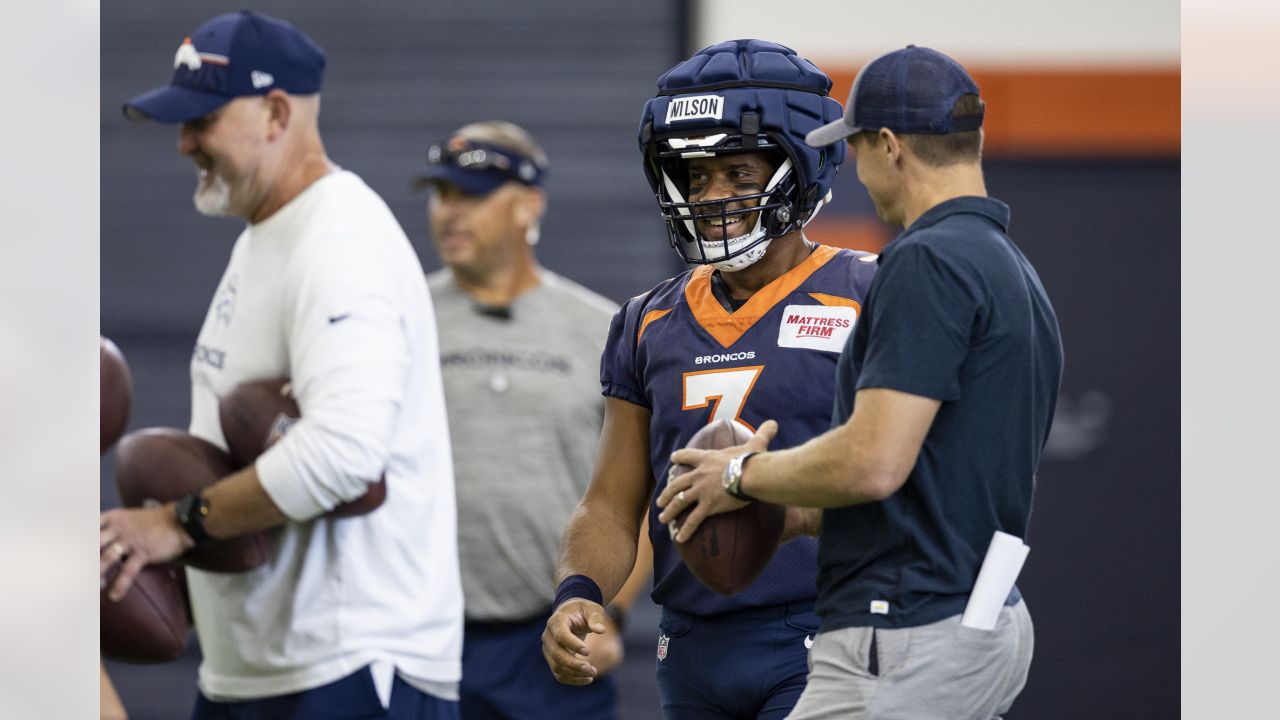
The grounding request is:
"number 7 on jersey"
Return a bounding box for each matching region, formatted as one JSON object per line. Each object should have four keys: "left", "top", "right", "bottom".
{"left": 682, "top": 366, "right": 764, "bottom": 432}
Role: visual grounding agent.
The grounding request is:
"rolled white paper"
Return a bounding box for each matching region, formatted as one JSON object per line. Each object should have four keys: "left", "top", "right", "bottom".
{"left": 960, "top": 531, "right": 1030, "bottom": 630}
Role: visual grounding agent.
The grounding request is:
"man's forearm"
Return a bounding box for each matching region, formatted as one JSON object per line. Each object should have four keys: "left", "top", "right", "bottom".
{"left": 739, "top": 388, "right": 941, "bottom": 508}
{"left": 556, "top": 500, "right": 642, "bottom": 605}
{"left": 740, "top": 426, "right": 887, "bottom": 508}
{"left": 610, "top": 515, "right": 653, "bottom": 610}
{"left": 200, "top": 465, "right": 290, "bottom": 540}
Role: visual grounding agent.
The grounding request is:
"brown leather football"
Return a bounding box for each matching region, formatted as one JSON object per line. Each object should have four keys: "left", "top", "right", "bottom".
{"left": 673, "top": 419, "right": 785, "bottom": 596}
{"left": 100, "top": 561, "right": 190, "bottom": 663}
{"left": 100, "top": 337, "right": 133, "bottom": 454}
{"left": 114, "top": 427, "right": 272, "bottom": 572}
{"left": 218, "top": 378, "right": 387, "bottom": 518}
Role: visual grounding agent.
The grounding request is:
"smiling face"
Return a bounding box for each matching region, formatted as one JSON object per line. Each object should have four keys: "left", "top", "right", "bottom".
{"left": 685, "top": 152, "right": 779, "bottom": 244}
{"left": 177, "top": 97, "right": 273, "bottom": 219}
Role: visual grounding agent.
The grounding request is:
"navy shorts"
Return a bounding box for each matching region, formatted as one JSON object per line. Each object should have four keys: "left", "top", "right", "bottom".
{"left": 461, "top": 614, "right": 617, "bottom": 720}
{"left": 655, "top": 601, "right": 818, "bottom": 719}
{"left": 191, "top": 665, "right": 458, "bottom": 720}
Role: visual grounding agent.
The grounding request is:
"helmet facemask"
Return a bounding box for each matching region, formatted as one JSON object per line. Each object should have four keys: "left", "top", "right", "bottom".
{"left": 652, "top": 134, "right": 806, "bottom": 272}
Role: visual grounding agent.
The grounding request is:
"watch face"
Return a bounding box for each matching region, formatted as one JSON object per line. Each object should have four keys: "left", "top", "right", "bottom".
{"left": 722, "top": 459, "right": 736, "bottom": 492}
{"left": 177, "top": 493, "right": 209, "bottom": 543}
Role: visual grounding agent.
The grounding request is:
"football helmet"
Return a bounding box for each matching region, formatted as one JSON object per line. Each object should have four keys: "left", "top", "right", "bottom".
{"left": 638, "top": 39, "right": 847, "bottom": 271}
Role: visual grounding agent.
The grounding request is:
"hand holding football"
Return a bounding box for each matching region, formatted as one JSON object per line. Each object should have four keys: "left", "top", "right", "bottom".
{"left": 672, "top": 419, "right": 785, "bottom": 595}
{"left": 114, "top": 427, "right": 272, "bottom": 572}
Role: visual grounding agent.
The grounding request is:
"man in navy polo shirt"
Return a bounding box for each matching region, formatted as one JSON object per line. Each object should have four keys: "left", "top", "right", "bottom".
{"left": 659, "top": 46, "right": 1063, "bottom": 718}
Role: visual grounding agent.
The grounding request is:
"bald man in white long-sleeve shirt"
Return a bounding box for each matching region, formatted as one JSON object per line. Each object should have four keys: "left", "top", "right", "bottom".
{"left": 98, "top": 11, "right": 462, "bottom": 719}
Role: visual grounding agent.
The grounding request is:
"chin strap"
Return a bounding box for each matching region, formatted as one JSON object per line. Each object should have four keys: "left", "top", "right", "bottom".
{"left": 712, "top": 239, "right": 771, "bottom": 272}
{"left": 662, "top": 157, "right": 796, "bottom": 270}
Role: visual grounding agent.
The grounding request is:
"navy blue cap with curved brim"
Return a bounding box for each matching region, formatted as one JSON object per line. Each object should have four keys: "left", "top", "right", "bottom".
{"left": 806, "top": 45, "right": 983, "bottom": 148}
{"left": 123, "top": 10, "right": 325, "bottom": 124}
{"left": 415, "top": 163, "right": 514, "bottom": 197}
{"left": 414, "top": 139, "right": 546, "bottom": 196}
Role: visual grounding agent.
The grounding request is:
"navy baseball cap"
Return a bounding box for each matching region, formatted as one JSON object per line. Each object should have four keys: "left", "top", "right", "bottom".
{"left": 415, "top": 136, "right": 547, "bottom": 196}
{"left": 123, "top": 10, "right": 325, "bottom": 124}
{"left": 805, "top": 45, "right": 983, "bottom": 147}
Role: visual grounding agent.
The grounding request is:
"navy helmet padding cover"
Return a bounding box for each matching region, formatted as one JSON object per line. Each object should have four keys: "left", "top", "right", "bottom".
{"left": 638, "top": 39, "right": 847, "bottom": 206}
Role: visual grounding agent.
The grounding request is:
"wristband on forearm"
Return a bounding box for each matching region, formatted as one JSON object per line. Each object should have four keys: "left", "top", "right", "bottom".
{"left": 553, "top": 574, "right": 603, "bottom": 610}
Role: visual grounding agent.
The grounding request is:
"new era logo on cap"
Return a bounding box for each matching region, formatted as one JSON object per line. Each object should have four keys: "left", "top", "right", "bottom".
{"left": 123, "top": 10, "right": 325, "bottom": 124}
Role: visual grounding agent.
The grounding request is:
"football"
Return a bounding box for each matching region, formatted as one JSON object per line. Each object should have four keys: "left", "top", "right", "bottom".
{"left": 218, "top": 377, "right": 387, "bottom": 518}
{"left": 673, "top": 419, "right": 785, "bottom": 596}
{"left": 100, "top": 561, "right": 190, "bottom": 663}
{"left": 100, "top": 337, "right": 133, "bottom": 454}
{"left": 114, "top": 427, "right": 272, "bottom": 572}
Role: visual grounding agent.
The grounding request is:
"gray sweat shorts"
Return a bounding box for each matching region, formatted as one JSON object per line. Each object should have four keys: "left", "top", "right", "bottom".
{"left": 786, "top": 600, "right": 1033, "bottom": 720}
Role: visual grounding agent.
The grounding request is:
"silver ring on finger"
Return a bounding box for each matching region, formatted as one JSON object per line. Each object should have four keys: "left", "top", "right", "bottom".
{"left": 111, "top": 542, "right": 127, "bottom": 558}
{"left": 677, "top": 490, "right": 687, "bottom": 508}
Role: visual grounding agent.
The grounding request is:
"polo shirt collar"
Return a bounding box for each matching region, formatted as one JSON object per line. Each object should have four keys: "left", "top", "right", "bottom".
{"left": 908, "top": 195, "right": 1010, "bottom": 234}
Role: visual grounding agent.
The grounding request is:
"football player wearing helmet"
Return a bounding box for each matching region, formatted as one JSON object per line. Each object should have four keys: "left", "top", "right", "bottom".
{"left": 542, "top": 40, "right": 879, "bottom": 719}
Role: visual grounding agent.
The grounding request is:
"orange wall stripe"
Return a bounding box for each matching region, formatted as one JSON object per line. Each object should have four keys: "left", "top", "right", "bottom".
{"left": 825, "top": 67, "right": 1180, "bottom": 157}
{"left": 806, "top": 217, "right": 895, "bottom": 253}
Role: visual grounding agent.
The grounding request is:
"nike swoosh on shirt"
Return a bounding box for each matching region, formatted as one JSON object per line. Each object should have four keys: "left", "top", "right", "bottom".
{"left": 328, "top": 313, "right": 350, "bottom": 324}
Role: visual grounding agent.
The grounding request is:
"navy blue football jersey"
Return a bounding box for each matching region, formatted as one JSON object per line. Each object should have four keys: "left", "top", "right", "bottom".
{"left": 601, "top": 245, "right": 878, "bottom": 615}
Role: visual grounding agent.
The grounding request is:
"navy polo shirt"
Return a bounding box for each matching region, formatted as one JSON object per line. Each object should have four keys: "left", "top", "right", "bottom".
{"left": 817, "top": 196, "right": 1063, "bottom": 632}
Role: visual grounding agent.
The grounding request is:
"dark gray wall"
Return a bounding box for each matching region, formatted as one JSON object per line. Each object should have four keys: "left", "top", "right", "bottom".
{"left": 986, "top": 159, "right": 1179, "bottom": 719}
{"left": 102, "top": 0, "right": 685, "bottom": 342}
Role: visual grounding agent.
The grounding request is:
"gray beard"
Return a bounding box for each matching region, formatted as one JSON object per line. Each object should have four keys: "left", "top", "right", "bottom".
{"left": 193, "top": 173, "right": 232, "bottom": 217}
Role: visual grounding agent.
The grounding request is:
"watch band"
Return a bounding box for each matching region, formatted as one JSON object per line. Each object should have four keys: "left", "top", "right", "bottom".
{"left": 175, "top": 492, "right": 212, "bottom": 547}
{"left": 722, "top": 451, "right": 759, "bottom": 501}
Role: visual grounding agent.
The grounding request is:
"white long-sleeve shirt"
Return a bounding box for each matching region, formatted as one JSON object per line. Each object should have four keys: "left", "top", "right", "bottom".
{"left": 186, "top": 170, "right": 461, "bottom": 700}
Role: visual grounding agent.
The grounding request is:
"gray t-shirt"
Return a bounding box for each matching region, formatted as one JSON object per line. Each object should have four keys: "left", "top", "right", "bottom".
{"left": 428, "top": 268, "right": 617, "bottom": 621}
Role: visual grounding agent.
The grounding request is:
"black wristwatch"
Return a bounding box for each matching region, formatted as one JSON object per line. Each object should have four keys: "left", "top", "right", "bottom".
{"left": 175, "top": 492, "right": 212, "bottom": 546}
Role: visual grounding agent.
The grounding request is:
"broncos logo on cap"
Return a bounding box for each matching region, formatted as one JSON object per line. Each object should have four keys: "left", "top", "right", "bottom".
{"left": 173, "top": 36, "right": 230, "bottom": 71}
{"left": 174, "top": 37, "right": 202, "bottom": 71}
